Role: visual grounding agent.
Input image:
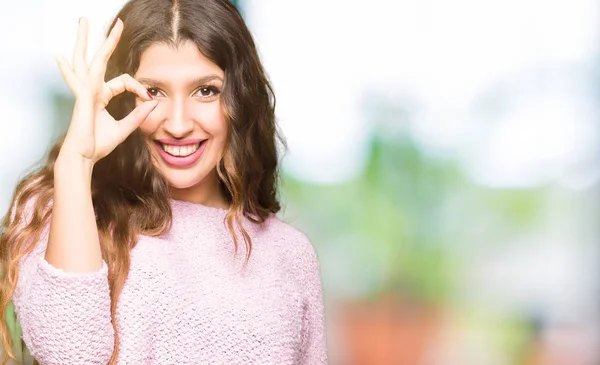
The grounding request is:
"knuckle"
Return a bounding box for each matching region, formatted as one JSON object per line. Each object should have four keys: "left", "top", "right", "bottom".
{"left": 124, "top": 74, "right": 135, "bottom": 85}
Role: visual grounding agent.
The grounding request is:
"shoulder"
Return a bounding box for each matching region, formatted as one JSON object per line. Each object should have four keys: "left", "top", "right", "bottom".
{"left": 6, "top": 186, "right": 53, "bottom": 255}
{"left": 258, "top": 215, "right": 314, "bottom": 249}
{"left": 255, "top": 215, "right": 321, "bottom": 272}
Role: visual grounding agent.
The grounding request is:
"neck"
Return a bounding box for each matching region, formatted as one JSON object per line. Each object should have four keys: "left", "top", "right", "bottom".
{"left": 169, "top": 170, "right": 230, "bottom": 209}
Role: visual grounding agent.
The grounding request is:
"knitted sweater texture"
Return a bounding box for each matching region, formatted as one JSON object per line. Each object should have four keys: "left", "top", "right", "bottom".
{"left": 12, "top": 199, "right": 327, "bottom": 364}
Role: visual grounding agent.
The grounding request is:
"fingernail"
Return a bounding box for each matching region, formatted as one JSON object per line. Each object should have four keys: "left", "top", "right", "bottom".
{"left": 146, "top": 91, "right": 153, "bottom": 99}
{"left": 113, "top": 18, "right": 119, "bottom": 27}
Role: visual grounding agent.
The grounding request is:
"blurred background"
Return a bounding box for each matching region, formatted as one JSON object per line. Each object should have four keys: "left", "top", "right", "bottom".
{"left": 1, "top": 0, "right": 599, "bottom": 364}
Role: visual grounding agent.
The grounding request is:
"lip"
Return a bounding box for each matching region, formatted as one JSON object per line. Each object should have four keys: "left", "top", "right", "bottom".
{"left": 153, "top": 140, "right": 207, "bottom": 168}
{"left": 155, "top": 138, "right": 206, "bottom": 146}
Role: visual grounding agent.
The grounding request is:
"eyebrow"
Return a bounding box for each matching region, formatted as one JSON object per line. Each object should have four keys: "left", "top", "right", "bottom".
{"left": 136, "top": 75, "right": 224, "bottom": 87}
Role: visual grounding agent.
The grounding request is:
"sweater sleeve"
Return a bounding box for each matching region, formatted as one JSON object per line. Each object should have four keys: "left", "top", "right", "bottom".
{"left": 10, "top": 199, "right": 114, "bottom": 365}
{"left": 297, "top": 236, "right": 328, "bottom": 364}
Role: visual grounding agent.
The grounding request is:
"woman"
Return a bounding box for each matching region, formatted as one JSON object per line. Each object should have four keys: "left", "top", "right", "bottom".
{"left": 0, "top": 0, "right": 327, "bottom": 364}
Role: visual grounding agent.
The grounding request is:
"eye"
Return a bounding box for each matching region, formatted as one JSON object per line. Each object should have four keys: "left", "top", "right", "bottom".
{"left": 146, "top": 87, "right": 161, "bottom": 97}
{"left": 195, "top": 86, "right": 221, "bottom": 99}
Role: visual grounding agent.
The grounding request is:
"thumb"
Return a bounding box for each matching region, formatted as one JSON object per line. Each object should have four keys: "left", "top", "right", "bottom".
{"left": 119, "top": 100, "right": 159, "bottom": 138}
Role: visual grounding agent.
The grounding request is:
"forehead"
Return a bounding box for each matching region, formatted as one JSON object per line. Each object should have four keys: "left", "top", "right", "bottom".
{"left": 135, "top": 40, "right": 224, "bottom": 79}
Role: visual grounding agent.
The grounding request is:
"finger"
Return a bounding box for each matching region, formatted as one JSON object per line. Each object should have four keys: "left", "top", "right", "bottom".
{"left": 73, "top": 17, "right": 90, "bottom": 76}
{"left": 104, "top": 74, "right": 153, "bottom": 102}
{"left": 90, "top": 18, "right": 123, "bottom": 77}
{"left": 118, "top": 100, "right": 159, "bottom": 139}
{"left": 54, "top": 53, "right": 80, "bottom": 94}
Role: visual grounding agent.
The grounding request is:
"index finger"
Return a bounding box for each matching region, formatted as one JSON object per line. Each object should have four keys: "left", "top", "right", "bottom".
{"left": 104, "top": 74, "right": 152, "bottom": 103}
{"left": 90, "top": 18, "right": 123, "bottom": 77}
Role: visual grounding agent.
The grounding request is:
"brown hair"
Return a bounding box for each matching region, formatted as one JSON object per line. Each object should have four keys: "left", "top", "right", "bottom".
{"left": 0, "top": 0, "right": 283, "bottom": 363}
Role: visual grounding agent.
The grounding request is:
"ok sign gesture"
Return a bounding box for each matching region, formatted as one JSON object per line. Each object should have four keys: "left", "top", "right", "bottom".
{"left": 55, "top": 18, "right": 157, "bottom": 164}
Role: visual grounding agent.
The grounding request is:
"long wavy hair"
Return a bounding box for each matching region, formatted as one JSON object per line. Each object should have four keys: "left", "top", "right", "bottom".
{"left": 0, "top": 0, "right": 283, "bottom": 363}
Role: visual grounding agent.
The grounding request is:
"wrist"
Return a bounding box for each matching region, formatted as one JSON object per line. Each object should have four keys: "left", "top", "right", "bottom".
{"left": 55, "top": 151, "right": 95, "bottom": 177}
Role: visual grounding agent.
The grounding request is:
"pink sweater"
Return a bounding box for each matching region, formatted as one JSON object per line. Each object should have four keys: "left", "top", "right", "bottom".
{"left": 12, "top": 199, "right": 327, "bottom": 364}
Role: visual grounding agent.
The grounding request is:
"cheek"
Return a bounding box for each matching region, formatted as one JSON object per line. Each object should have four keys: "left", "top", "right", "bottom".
{"left": 195, "top": 102, "right": 228, "bottom": 139}
{"left": 138, "top": 121, "right": 154, "bottom": 137}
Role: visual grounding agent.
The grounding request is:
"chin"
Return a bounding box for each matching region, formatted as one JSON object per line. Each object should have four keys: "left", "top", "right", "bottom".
{"left": 163, "top": 172, "right": 206, "bottom": 190}
{"left": 158, "top": 165, "right": 217, "bottom": 190}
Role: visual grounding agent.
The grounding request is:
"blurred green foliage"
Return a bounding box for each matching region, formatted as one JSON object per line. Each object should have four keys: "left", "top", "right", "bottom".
{"left": 281, "top": 131, "right": 463, "bottom": 303}
{"left": 281, "top": 125, "right": 547, "bottom": 305}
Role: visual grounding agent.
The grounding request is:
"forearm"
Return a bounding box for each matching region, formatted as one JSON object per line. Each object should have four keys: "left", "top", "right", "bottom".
{"left": 12, "top": 152, "right": 113, "bottom": 363}
{"left": 45, "top": 152, "right": 103, "bottom": 272}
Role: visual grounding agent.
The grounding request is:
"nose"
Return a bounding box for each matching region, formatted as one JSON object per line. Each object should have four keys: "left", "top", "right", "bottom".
{"left": 161, "top": 98, "right": 194, "bottom": 138}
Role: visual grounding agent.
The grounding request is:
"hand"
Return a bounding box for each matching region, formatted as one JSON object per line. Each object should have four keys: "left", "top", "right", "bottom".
{"left": 54, "top": 17, "right": 157, "bottom": 164}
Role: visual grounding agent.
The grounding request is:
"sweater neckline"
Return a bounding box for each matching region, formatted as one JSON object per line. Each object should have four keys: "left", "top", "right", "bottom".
{"left": 168, "top": 198, "right": 229, "bottom": 217}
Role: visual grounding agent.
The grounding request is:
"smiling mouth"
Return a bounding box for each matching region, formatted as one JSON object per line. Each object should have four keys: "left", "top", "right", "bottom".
{"left": 154, "top": 141, "right": 204, "bottom": 157}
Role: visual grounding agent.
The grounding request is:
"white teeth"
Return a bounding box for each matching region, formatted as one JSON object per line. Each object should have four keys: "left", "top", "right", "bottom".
{"left": 161, "top": 143, "right": 201, "bottom": 157}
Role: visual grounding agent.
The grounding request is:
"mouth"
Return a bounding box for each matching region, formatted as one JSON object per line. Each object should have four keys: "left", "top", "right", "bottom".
{"left": 154, "top": 141, "right": 205, "bottom": 157}
{"left": 151, "top": 139, "right": 208, "bottom": 168}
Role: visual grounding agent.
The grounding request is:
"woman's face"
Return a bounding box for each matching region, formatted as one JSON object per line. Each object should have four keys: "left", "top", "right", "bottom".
{"left": 134, "top": 40, "right": 227, "bottom": 202}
